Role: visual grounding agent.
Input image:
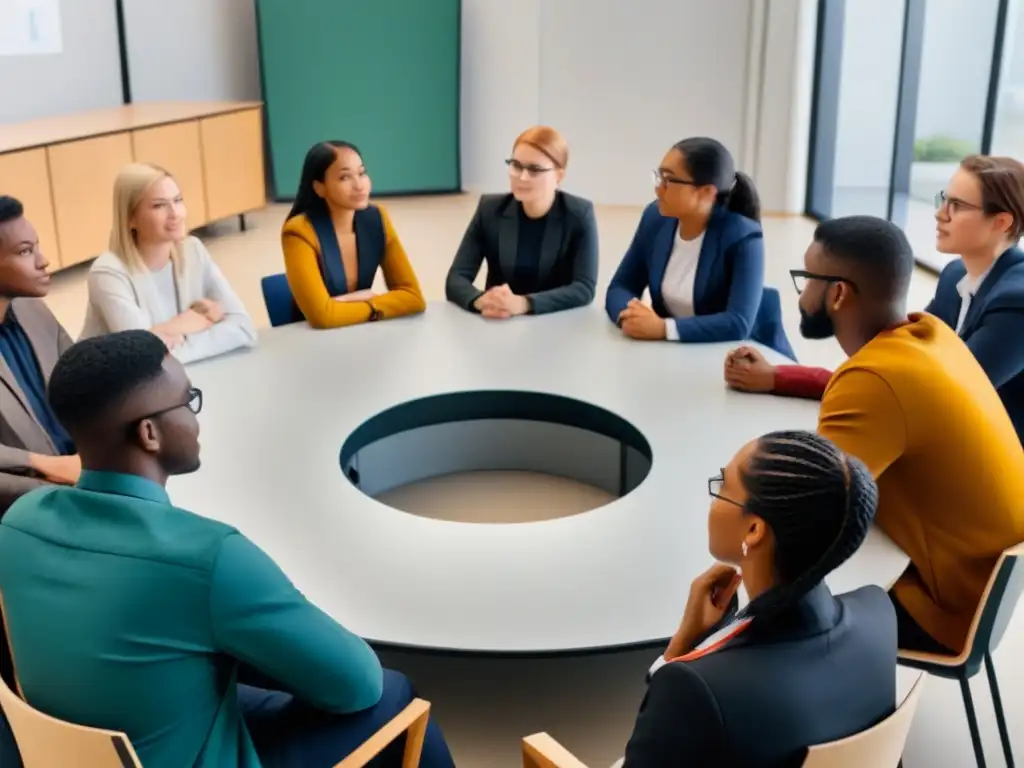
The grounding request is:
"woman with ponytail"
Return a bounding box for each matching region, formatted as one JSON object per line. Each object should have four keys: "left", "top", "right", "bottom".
{"left": 605, "top": 137, "right": 792, "bottom": 356}
{"left": 622, "top": 430, "right": 897, "bottom": 767}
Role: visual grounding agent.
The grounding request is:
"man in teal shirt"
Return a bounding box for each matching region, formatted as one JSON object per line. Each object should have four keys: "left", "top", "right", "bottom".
{"left": 0, "top": 330, "right": 453, "bottom": 767}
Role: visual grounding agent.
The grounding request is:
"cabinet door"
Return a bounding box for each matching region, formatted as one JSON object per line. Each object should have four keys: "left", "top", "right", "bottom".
{"left": 132, "top": 121, "right": 208, "bottom": 228}
{"left": 200, "top": 108, "right": 267, "bottom": 221}
{"left": 48, "top": 133, "right": 134, "bottom": 268}
{"left": 0, "top": 149, "right": 61, "bottom": 270}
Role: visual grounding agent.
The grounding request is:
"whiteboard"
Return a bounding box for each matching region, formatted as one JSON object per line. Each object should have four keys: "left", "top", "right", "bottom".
{"left": 0, "top": 0, "right": 63, "bottom": 56}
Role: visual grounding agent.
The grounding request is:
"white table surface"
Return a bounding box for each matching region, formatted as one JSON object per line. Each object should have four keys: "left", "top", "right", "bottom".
{"left": 171, "top": 301, "right": 908, "bottom": 654}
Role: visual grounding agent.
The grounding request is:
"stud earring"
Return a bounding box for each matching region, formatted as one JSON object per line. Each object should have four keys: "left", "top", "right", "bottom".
{"left": 741, "top": 542, "right": 748, "bottom": 557}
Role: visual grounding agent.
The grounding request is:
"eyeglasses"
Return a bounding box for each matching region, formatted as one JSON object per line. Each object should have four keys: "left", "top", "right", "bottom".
{"left": 652, "top": 169, "right": 698, "bottom": 189}
{"left": 935, "top": 190, "right": 986, "bottom": 215}
{"left": 506, "top": 159, "right": 555, "bottom": 179}
{"left": 709, "top": 471, "right": 743, "bottom": 508}
{"left": 789, "top": 269, "right": 859, "bottom": 296}
{"left": 130, "top": 387, "right": 203, "bottom": 429}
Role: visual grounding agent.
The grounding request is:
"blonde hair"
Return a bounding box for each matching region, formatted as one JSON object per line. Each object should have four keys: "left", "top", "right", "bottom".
{"left": 513, "top": 126, "right": 569, "bottom": 169}
{"left": 109, "top": 162, "right": 185, "bottom": 273}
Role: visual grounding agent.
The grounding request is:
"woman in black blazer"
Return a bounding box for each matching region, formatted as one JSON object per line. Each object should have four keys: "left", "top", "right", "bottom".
{"left": 445, "top": 126, "right": 598, "bottom": 317}
{"left": 623, "top": 431, "right": 897, "bottom": 767}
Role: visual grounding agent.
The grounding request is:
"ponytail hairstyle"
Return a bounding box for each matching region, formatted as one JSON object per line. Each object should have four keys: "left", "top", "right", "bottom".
{"left": 672, "top": 137, "right": 761, "bottom": 223}
{"left": 737, "top": 431, "right": 878, "bottom": 621}
{"left": 287, "top": 140, "right": 361, "bottom": 222}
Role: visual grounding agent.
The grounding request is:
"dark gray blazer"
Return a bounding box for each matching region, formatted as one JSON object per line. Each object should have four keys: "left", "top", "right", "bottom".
{"left": 623, "top": 584, "right": 897, "bottom": 767}
{"left": 445, "top": 191, "right": 598, "bottom": 315}
{"left": 0, "top": 298, "right": 72, "bottom": 514}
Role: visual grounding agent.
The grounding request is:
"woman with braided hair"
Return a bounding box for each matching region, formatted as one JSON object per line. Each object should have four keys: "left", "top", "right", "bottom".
{"left": 621, "top": 430, "right": 897, "bottom": 767}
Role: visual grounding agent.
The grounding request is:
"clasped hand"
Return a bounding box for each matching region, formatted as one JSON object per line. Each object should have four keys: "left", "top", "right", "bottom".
{"left": 617, "top": 298, "right": 666, "bottom": 340}
{"left": 474, "top": 284, "right": 529, "bottom": 319}
{"left": 723, "top": 345, "right": 775, "bottom": 393}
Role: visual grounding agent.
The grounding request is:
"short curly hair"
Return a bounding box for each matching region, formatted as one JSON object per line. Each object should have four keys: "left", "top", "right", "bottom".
{"left": 48, "top": 330, "right": 169, "bottom": 432}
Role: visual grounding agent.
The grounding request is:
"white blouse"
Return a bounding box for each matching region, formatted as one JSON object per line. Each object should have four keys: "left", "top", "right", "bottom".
{"left": 660, "top": 230, "right": 705, "bottom": 341}
{"left": 80, "top": 236, "right": 257, "bottom": 364}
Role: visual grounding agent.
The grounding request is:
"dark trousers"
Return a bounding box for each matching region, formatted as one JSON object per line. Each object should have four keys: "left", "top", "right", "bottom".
{"left": 888, "top": 591, "right": 956, "bottom": 655}
{"left": 244, "top": 668, "right": 455, "bottom": 768}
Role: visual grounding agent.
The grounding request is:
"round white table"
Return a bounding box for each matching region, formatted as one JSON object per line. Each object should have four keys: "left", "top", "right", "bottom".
{"left": 172, "top": 301, "right": 907, "bottom": 654}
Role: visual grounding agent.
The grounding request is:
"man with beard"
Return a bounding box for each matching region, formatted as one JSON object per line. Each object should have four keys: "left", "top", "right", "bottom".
{"left": 726, "top": 215, "right": 1024, "bottom": 656}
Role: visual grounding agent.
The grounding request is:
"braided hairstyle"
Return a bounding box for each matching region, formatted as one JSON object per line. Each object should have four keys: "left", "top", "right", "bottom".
{"left": 737, "top": 430, "right": 878, "bottom": 620}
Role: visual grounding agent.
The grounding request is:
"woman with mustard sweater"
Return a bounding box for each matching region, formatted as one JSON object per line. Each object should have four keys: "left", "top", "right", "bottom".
{"left": 281, "top": 141, "right": 426, "bottom": 329}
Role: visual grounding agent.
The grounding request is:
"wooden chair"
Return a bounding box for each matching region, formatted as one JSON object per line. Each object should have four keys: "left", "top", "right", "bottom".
{"left": 897, "top": 542, "right": 1024, "bottom": 768}
{"left": 0, "top": 664, "right": 143, "bottom": 767}
{"left": 1, "top": 591, "right": 432, "bottom": 768}
{"left": 802, "top": 672, "right": 925, "bottom": 767}
{"left": 521, "top": 673, "right": 926, "bottom": 768}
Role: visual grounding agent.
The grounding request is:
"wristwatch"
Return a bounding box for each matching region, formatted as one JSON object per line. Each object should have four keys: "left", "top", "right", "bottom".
{"left": 367, "top": 302, "right": 382, "bottom": 322}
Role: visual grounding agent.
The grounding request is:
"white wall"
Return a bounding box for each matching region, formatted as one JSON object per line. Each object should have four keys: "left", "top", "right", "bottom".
{"left": 460, "top": 0, "right": 816, "bottom": 212}
{"left": 122, "top": 0, "right": 260, "bottom": 102}
{"left": 754, "top": 0, "right": 818, "bottom": 214}
{"left": 0, "top": 0, "right": 122, "bottom": 123}
{"left": 2, "top": 0, "right": 815, "bottom": 214}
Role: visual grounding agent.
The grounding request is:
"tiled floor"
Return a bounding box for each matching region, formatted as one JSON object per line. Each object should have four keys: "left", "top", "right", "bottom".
{"left": 41, "top": 197, "right": 1021, "bottom": 766}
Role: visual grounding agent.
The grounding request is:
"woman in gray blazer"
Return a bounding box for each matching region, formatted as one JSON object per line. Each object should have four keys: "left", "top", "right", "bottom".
{"left": 445, "top": 126, "right": 598, "bottom": 317}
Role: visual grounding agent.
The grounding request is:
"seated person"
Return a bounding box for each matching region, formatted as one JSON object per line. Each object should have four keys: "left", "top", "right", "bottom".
{"left": 605, "top": 137, "right": 780, "bottom": 351}
{"left": 445, "top": 125, "right": 598, "bottom": 317}
{"left": 0, "top": 196, "right": 80, "bottom": 516}
{"left": 623, "top": 430, "right": 894, "bottom": 766}
{"left": 281, "top": 141, "right": 426, "bottom": 329}
{"left": 729, "top": 216, "right": 1024, "bottom": 654}
{"left": 0, "top": 331, "right": 454, "bottom": 768}
{"left": 726, "top": 154, "right": 1024, "bottom": 443}
{"left": 79, "top": 163, "right": 257, "bottom": 363}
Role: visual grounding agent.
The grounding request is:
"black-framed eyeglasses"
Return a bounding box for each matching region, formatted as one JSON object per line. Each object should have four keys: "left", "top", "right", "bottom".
{"left": 130, "top": 387, "right": 203, "bottom": 428}
{"left": 506, "top": 158, "right": 555, "bottom": 178}
{"left": 789, "top": 269, "right": 859, "bottom": 296}
{"left": 935, "top": 190, "right": 986, "bottom": 215}
{"left": 652, "top": 169, "right": 698, "bottom": 188}
{"left": 709, "top": 471, "right": 743, "bottom": 508}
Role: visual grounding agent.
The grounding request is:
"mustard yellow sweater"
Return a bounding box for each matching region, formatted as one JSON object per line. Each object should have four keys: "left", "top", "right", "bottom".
{"left": 281, "top": 205, "right": 425, "bottom": 329}
{"left": 819, "top": 312, "right": 1024, "bottom": 652}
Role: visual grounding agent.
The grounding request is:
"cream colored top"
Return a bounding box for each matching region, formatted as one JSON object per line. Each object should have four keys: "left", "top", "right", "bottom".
{"left": 80, "top": 236, "right": 257, "bottom": 364}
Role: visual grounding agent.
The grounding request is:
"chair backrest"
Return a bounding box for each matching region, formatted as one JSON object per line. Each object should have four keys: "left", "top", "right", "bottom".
{"left": 334, "top": 698, "right": 431, "bottom": 768}
{"left": 966, "top": 543, "right": 1024, "bottom": 665}
{"left": 802, "top": 673, "right": 925, "bottom": 768}
{"left": 0, "top": 588, "right": 142, "bottom": 768}
{"left": 261, "top": 273, "right": 304, "bottom": 327}
{"left": 751, "top": 286, "right": 797, "bottom": 361}
{"left": 0, "top": 650, "right": 141, "bottom": 768}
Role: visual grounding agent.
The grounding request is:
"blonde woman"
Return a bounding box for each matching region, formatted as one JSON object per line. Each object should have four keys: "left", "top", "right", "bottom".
{"left": 80, "top": 163, "right": 256, "bottom": 363}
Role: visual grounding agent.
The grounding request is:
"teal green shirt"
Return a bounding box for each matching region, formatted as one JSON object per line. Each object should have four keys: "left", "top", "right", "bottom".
{"left": 0, "top": 471, "right": 383, "bottom": 768}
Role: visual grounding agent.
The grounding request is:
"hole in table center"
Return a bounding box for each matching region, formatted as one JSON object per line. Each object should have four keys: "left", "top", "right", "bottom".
{"left": 339, "top": 391, "right": 653, "bottom": 524}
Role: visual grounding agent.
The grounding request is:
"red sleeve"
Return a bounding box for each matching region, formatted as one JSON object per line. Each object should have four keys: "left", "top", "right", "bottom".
{"left": 772, "top": 365, "right": 832, "bottom": 400}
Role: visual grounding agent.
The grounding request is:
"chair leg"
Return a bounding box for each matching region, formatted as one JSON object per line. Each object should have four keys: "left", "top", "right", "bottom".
{"left": 985, "top": 653, "right": 1015, "bottom": 768}
{"left": 960, "top": 674, "right": 988, "bottom": 768}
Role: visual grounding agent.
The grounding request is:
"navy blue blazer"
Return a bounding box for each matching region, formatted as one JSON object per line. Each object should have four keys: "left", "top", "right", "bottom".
{"left": 623, "top": 584, "right": 897, "bottom": 767}
{"left": 926, "top": 247, "right": 1024, "bottom": 443}
{"left": 605, "top": 203, "right": 791, "bottom": 356}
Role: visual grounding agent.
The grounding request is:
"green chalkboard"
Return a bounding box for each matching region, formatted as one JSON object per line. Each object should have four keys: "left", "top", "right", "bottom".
{"left": 255, "top": 0, "right": 461, "bottom": 198}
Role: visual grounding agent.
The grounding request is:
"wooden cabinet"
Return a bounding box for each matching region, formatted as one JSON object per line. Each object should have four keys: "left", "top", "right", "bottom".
{"left": 200, "top": 109, "right": 267, "bottom": 222}
{"left": 0, "top": 102, "right": 265, "bottom": 273}
{"left": 0, "top": 149, "right": 61, "bottom": 271}
{"left": 47, "top": 133, "right": 134, "bottom": 268}
{"left": 131, "top": 121, "right": 209, "bottom": 228}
